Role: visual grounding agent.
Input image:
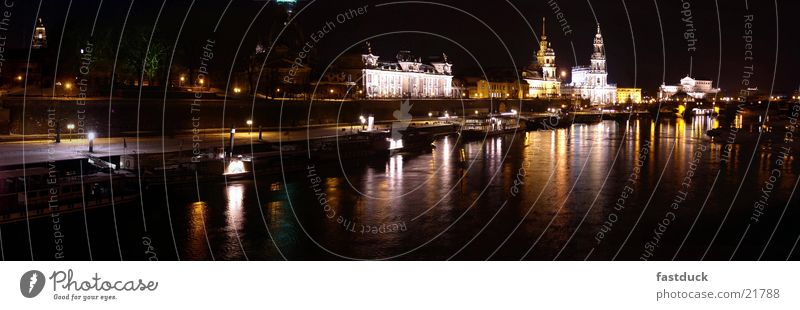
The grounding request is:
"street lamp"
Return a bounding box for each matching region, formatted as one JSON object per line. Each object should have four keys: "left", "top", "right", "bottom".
{"left": 87, "top": 132, "right": 96, "bottom": 153}
{"left": 246, "top": 120, "right": 253, "bottom": 135}
{"left": 179, "top": 75, "right": 185, "bottom": 87}
{"left": 67, "top": 123, "right": 75, "bottom": 141}
{"left": 428, "top": 112, "right": 433, "bottom": 118}
{"left": 228, "top": 128, "right": 236, "bottom": 158}
{"left": 359, "top": 115, "right": 366, "bottom": 130}
{"left": 234, "top": 87, "right": 242, "bottom": 94}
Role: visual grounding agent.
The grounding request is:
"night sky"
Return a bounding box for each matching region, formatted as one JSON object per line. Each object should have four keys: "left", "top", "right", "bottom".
{"left": 12, "top": 0, "right": 799, "bottom": 96}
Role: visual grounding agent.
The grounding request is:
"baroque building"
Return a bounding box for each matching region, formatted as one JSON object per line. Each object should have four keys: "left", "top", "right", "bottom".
{"left": 327, "top": 44, "right": 454, "bottom": 99}
{"left": 563, "top": 25, "right": 617, "bottom": 105}
{"left": 522, "top": 18, "right": 561, "bottom": 98}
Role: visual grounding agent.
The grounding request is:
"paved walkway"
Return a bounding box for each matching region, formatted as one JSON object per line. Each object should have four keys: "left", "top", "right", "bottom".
{"left": 0, "top": 120, "right": 451, "bottom": 167}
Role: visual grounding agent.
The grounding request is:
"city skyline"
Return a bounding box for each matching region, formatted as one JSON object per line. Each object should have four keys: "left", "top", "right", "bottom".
{"left": 1, "top": 0, "right": 796, "bottom": 96}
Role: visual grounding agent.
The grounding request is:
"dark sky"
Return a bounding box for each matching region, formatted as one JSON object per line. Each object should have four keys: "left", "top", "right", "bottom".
{"left": 14, "top": 0, "right": 800, "bottom": 95}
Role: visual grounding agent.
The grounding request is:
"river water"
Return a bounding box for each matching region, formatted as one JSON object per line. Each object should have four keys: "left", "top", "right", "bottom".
{"left": 3, "top": 116, "right": 799, "bottom": 260}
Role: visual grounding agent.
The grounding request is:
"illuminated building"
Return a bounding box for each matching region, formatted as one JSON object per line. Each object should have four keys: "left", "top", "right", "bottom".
{"left": 32, "top": 18, "right": 47, "bottom": 49}
{"left": 522, "top": 18, "right": 561, "bottom": 98}
{"left": 616, "top": 88, "right": 642, "bottom": 104}
{"left": 563, "top": 24, "right": 617, "bottom": 105}
{"left": 470, "top": 79, "right": 524, "bottom": 99}
{"left": 658, "top": 76, "right": 721, "bottom": 101}
{"left": 331, "top": 44, "right": 454, "bottom": 99}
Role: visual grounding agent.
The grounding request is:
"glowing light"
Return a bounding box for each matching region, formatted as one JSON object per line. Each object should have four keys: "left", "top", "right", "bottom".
{"left": 276, "top": 88, "right": 281, "bottom": 92}
{"left": 246, "top": 120, "right": 253, "bottom": 126}
{"left": 180, "top": 76, "right": 185, "bottom": 82}
{"left": 16, "top": 75, "right": 23, "bottom": 81}
{"left": 677, "top": 105, "right": 686, "bottom": 116}
{"left": 329, "top": 89, "right": 335, "bottom": 94}
{"left": 388, "top": 139, "right": 404, "bottom": 150}
{"left": 66, "top": 124, "right": 75, "bottom": 130}
{"left": 224, "top": 159, "right": 247, "bottom": 175}
{"left": 561, "top": 71, "right": 567, "bottom": 78}
{"left": 233, "top": 87, "right": 242, "bottom": 94}
{"left": 87, "top": 132, "right": 96, "bottom": 141}
{"left": 475, "top": 110, "right": 479, "bottom": 115}
{"left": 428, "top": 112, "right": 432, "bottom": 117}
{"left": 199, "top": 78, "right": 205, "bottom": 85}
{"left": 64, "top": 83, "right": 72, "bottom": 90}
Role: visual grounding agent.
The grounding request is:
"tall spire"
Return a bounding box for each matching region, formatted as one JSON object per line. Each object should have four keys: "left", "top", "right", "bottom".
{"left": 542, "top": 17, "right": 546, "bottom": 38}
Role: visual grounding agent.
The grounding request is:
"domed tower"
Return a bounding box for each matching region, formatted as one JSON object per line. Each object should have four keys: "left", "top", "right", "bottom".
{"left": 536, "top": 17, "right": 556, "bottom": 80}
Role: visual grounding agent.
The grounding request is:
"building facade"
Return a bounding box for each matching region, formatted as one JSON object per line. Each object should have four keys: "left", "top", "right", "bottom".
{"left": 470, "top": 79, "right": 524, "bottom": 99}
{"left": 33, "top": 19, "right": 47, "bottom": 49}
{"left": 658, "top": 76, "right": 720, "bottom": 101}
{"left": 563, "top": 25, "right": 616, "bottom": 105}
{"left": 522, "top": 18, "right": 561, "bottom": 98}
{"left": 617, "top": 88, "right": 642, "bottom": 104}
{"left": 335, "top": 46, "right": 453, "bottom": 99}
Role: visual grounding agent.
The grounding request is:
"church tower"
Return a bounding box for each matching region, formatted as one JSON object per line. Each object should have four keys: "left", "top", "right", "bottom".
{"left": 32, "top": 18, "right": 47, "bottom": 49}
{"left": 536, "top": 17, "right": 556, "bottom": 80}
{"left": 588, "top": 24, "right": 607, "bottom": 86}
{"left": 590, "top": 24, "right": 605, "bottom": 73}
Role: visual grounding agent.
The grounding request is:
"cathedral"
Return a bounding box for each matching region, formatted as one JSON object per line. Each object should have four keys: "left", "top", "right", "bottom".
{"left": 563, "top": 24, "right": 617, "bottom": 105}
{"left": 522, "top": 18, "right": 561, "bottom": 98}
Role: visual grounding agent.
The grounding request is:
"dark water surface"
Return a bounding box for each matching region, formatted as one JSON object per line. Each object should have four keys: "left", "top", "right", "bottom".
{"left": 4, "top": 117, "right": 799, "bottom": 260}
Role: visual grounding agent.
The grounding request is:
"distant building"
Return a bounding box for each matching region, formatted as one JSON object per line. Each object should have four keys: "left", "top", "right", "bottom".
{"left": 658, "top": 76, "right": 720, "bottom": 101}
{"left": 522, "top": 18, "right": 561, "bottom": 98}
{"left": 563, "top": 25, "right": 617, "bottom": 105}
{"left": 616, "top": 88, "right": 642, "bottom": 104}
{"left": 330, "top": 44, "right": 453, "bottom": 99}
{"left": 469, "top": 79, "right": 524, "bottom": 99}
{"left": 32, "top": 18, "right": 47, "bottom": 49}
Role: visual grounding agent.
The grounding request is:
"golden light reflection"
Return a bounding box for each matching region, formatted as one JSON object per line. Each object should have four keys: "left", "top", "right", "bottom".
{"left": 189, "top": 201, "right": 208, "bottom": 256}
{"left": 225, "top": 184, "right": 245, "bottom": 238}
{"left": 734, "top": 114, "right": 743, "bottom": 129}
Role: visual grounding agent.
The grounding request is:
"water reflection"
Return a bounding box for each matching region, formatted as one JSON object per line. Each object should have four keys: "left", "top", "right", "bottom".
{"left": 187, "top": 202, "right": 210, "bottom": 259}
{"left": 151, "top": 116, "right": 798, "bottom": 260}
{"left": 224, "top": 183, "right": 246, "bottom": 259}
